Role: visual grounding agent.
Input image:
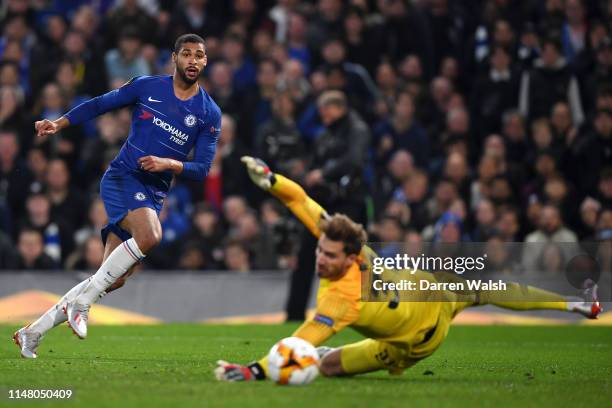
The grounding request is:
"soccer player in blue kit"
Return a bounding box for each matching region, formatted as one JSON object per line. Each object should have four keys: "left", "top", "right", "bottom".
{"left": 13, "top": 34, "right": 221, "bottom": 358}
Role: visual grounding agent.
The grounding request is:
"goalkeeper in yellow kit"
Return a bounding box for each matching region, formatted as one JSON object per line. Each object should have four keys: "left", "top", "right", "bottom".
{"left": 214, "top": 157, "right": 602, "bottom": 381}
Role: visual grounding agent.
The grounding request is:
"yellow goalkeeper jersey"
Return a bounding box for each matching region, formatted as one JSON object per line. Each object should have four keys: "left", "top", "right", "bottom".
{"left": 261, "top": 174, "right": 447, "bottom": 358}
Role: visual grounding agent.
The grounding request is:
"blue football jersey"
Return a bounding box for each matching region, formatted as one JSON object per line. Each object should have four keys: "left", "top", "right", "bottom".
{"left": 64, "top": 75, "right": 221, "bottom": 187}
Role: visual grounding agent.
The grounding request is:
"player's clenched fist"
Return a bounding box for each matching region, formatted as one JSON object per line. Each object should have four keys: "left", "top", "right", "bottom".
{"left": 241, "top": 156, "right": 274, "bottom": 190}
{"left": 34, "top": 119, "right": 59, "bottom": 137}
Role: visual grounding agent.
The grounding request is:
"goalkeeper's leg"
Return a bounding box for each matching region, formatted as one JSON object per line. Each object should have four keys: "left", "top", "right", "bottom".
{"left": 319, "top": 339, "right": 417, "bottom": 377}
{"left": 433, "top": 272, "right": 602, "bottom": 318}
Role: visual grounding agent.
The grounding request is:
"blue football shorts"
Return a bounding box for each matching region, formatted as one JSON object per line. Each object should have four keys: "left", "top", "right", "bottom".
{"left": 99, "top": 166, "right": 168, "bottom": 245}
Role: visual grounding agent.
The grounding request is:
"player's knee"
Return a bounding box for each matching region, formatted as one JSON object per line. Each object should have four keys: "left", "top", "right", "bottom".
{"left": 133, "top": 226, "right": 162, "bottom": 253}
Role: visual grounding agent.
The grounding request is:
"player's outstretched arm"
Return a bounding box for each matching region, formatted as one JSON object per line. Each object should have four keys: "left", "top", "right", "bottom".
{"left": 241, "top": 156, "right": 329, "bottom": 238}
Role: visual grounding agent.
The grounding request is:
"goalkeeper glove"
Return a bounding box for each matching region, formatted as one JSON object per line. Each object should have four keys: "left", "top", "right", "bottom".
{"left": 240, "top": 156, "right": 275, "bottom": 190}
{"left": 214, "top": 360, "right": 266, "bottom": 382}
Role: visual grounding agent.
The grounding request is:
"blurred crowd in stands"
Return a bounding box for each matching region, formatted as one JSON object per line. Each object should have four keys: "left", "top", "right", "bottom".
{"left": 0, "top": 0, "right": 611, "bottom": 275}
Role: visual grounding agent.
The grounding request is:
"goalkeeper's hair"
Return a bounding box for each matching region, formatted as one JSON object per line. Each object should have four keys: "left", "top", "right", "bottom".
{"left": 320, "top": 214, "right": 367, "bottom": 256}
{"left": 174, "top": 33, "right": 206, "bottom": 53}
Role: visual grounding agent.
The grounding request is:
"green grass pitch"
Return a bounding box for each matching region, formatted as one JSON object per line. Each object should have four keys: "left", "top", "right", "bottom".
{"left": 0, "top": 324, "right": 610, "bottom": 408}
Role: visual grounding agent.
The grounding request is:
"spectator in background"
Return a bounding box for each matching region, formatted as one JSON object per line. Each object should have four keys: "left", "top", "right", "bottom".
{"left": 222, "top": 195, "right": 249, "bottom": 233}
{"left": 256, "top": 91, "right": 306, "bottom": 180}
{"left": 61, "top": 29, "right": 107, "bottom": 96}
{"left": 221, "top": 32, "right": 257, "bottom": 94}
{"left": 342, "top": 5, "right": 382, "bottom": 75}
{"left": 104, "top": 0, "right": 158, "bottom": 49}
{"left": 305, "top": 90, "right": 370, "bottom": 222}
{"left": 207, "top": 61, "right": 242, "bottom": 117}
{"left": 537, "top": 242, "right": 566, "bottom": 275}
{"left": 46, "top": 158, "right": 88, "bottom": 230}
{"left": 239, "top": 58, "right": 281, "bottom": 147}
{"left": 397, "top": 168, "right": 429, "bottom": 231}
{"left": 277, "top": 59, "right": 310, "bottom": 106}
{"left": 378, "top": 0, "right": 434, "bottom": 77}
{"left": 0, "top": 230, "right": 17, "bottom": 269}
{"left": 470, "top": 154, "right": 499, "bottom": 209}
{"left": 372, "top": 215, "right": 404, "bottom": 257}
{"left": 0, "top": 86, "right": 29, "bottom": 141}
{"left": 184, "top": 203, "right": 225, "bottom": 269}
{"left": 425, "top": 178, "right": 458, "bottom": 227}
{"left": 178, "top": 241, "right": 208, "bottom": 270}
{"left": 30, "top": 14, "right": 68, "bottom": 92}
{"left": 0, "top": 129, "right": 32, "bottom": 227}
{"left": 496, "top": 206, "right": 521, "bottom": 241}
{"left": 437, "top": 107, "right": 470, "bottom": 165}
{"left": 578, "top": 197, "right": 601, "bottom": 240}
{"left": 561, "top": 0, "right": 588, "bottom": 63}
{"left": 251, "top": 28, "right": 274, "bottom": 63}
{"left": 377, "top": 149, "right": 415, "bottom": 211}
{"left": 223, "top": 239, "right": 251, "bottom": 272}
{"left": 582, "top": 36, "right": 612, "bottom": 115}
{"left": 268, "top": 0, "right": 299, "bottom": 43}
{"left": 374, "top": 61, "right": 399, "bottom": 119}
{"left": 374, "top": 91, "right": 429, "bottom": 171}
{"left": 104, "top": 28, "right": 151, "bottom": 85}
{"left": 166, "top": 0, "right": 224, "bottom": 41}
{"left": 25, "top": 147, "right": 47, "bottom": 192}
{"left": 15, "top": 228, "right": 57, "bottom": 270}
{"left": 0, "top": 62, "right": 22, "bottom": 99}
{"left": 260, "top": 198, "right": 299, "bottom": 270}
{"left": 519, "top": 36, "right": 584, "bottom": 126}
{"left": 306, "top": 0, "right": 344, "bottom": 53}
{"left": 597, "top": 167, "right": 612, "bottom": 209}
{"left": 567, "top": 109, "right": 612, "bottom": 199}
{"left": 517, "top": 22, "right": 540, "bottom": 69}
{"left": 470, "top": 45, "right": 520, "bottom": 141}
{"left": 73, "top": 197, "right": 107, "bottom": 248}
{"left": 472, "top": 199, "right": 497, "bottom": 241}
{"left": 501, "top": 110, "right": 528, "bottom": 167}
{"left": 442, "top": 151, "right": 471, "bottom": 205}
{"left": 318, "top": 38, "right": 379, "bottom": 120}
{"left": 234, "top": 211, "right": 278, "bottom": 269}
{"left": 522, "top": 205, "right": 579, "bottom": 272}
{"left": 286, "top": 11, "right": 311, "bottom": 73}
{"left": 34, "top": 82, "right": 82, "bottom": 164}
{"left": 66, "top": 235, "right": 104, "bottom": 271}
{"left": 19, "top": 191, "right": 73, "bottom": 264}
{"left": 55, "top": 61, "right": 96, "bottom": 139}
{"left": 430, "top": 211, "right": 468, "bottom": 243}
{"left": 78, "top": 112, "right": 123, "bottom": 187}
{"left": 550, "top": 101, "right": 577, "bottom": 147}
{"left": 528, "top": 118, "right": 559, "bottom": 164}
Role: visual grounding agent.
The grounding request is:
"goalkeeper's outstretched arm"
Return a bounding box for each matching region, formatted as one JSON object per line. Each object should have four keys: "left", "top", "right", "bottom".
{"left": 241, "top": 156, "right": 329, "bottom": 238}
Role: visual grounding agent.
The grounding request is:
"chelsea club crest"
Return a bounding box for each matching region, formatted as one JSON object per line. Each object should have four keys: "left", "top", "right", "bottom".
{"left": 184, "top": 114, "right": 196, "bottom": 127}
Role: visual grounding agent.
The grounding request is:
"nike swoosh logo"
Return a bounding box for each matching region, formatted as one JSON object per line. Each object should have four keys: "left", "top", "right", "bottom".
{"left": 148, "top": 97, "right": 162, "bottom": 102}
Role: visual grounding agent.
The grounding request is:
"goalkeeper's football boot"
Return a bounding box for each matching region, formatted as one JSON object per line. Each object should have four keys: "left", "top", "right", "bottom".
{"left": 572, "top": 279, "right": 602, "bottom": 319}
{"left": 64, "top": 301, "right": 90, "bottom": 339}
{"left": 13, "top": 325, "right": 43, "bottom": 359}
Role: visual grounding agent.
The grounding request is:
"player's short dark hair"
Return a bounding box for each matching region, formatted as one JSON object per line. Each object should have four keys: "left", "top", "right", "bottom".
{"left": 320, "top": 214, "right": 367, "bottom": 256}
{"left": 174, "top": 33, "right": 206, "bottom": 53}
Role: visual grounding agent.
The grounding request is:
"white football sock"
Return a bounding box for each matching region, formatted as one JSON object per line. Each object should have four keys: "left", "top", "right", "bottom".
{"left": 30, "top": 277, "right": 92, "bottom": 334}
{"left": 75, "top": 238, "right": 144, "bottom": 306}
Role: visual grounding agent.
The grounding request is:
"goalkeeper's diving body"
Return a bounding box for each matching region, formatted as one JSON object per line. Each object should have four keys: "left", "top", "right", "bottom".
{"left": 215, "top": 157, "right": 602, "bottom": 381}
{"left": 14, "top": 34, "right": 221, "bottom": 358}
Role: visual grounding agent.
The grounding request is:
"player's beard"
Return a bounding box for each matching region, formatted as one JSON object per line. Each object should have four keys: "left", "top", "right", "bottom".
{"left": 177, "top": 64, "right": 199, "bottom": 85}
